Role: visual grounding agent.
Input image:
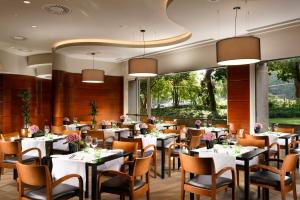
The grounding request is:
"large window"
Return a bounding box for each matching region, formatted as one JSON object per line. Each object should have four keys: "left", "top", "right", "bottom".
{"left": 268, "top": 58, "right": 300, "bottom": 125}
{"left": 148, "top": 68, "right": 227, "bottom": 120}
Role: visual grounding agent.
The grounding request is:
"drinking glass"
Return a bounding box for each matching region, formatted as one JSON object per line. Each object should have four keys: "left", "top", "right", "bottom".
{"left": 91, "top": 138, "right": 98, "bottom": 149}
{"left": 85, "top": 136, "right": 92, "bottom": 147}
{"left": 44, "top": 125, "right": 50, "bottom": 136}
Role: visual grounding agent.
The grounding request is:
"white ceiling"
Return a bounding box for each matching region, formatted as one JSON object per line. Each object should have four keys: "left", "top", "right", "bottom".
{"left": 0, "top": 0, "right": 300, "bottom": 62}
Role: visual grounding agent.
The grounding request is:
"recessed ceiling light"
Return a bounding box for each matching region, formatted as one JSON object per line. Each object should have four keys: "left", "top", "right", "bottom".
{"left": 31, "top": 25, "right": 37, "bottom": 28}
{"left": 23, "top": 1, "right": 31, "bottom": 4}
{"left": 18, "top": 48, "right": 32, "bottom": 52}
{"left": 12, "top": 35, "right": 27, "bottom": 40}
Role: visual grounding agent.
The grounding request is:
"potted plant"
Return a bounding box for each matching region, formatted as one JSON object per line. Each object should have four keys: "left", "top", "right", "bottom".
{"left": 18, "top": 90, "right": 32, "bottom": 137}
{"left": 195, "top": 120, "right": 201, "bottom": 129}
{"left": 254, "top": 123, "right": 263, "bottom": 133}
{"left": 148, "top": 116, "right": 156, "bottom": 124}
{"left": 89, "top": 100, "right": 98, "bottom": 129}
{"left": 64, "top": 133, "right": 82, "bottom": 153}
{"left": 100, "top": 120, "right": 109, "bottom": 129}
{"left": 139, "top": 123, "right": 148, "bottom": 135}
{"left": 120, "top": 115, "right": 126, "bottom": 122}
{"left": 63, "top": 117, "right": 70, "bottom": 125}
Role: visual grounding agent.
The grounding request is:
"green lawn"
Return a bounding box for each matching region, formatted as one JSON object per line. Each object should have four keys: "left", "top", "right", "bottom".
{"left": 269, "top": 118, "right": 300, "bottom": 125}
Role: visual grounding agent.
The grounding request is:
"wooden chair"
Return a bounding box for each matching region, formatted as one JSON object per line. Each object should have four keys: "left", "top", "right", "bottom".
{"left": 98, "top": 154, "right": 152, "bottom": 200}
{"left": 79, "top": 121, "right": 91, "bottom": 125}
{"left": 87, "top": 130, "right": 115, "bottom": 148}
{"left": 16, "top": 162, "right": 83, "bottom": 200}
{"left": 51, "top": 125, "right": 66, "bottom": 135}
{"left": 237, "top": 135, "right": 280, "bottom": 187}
{"left": 250, "top": 154, "right": 299, "bottom": 200}
{"left": 187, "top": 129, "right": 205, "bottom": 144}
{"left": 120, "top": 137, "right": 157, "bottom": 178}
{"left": 164, "top": 120, "right": 177, "bottom": 125}
{"left": 63, "top": 130, "right": 81, "bottom": 136}
{"left": 119, "top": 124, "right": 135, "bottom": 135}
{"left": 0, "top": 132, "right": 20, "bottom": 141}
{"left": 112, "top": 141, "right": 138, "bottom": 161}
{"left": 289, "top": 140, "right": 300, "bottom": 154}
{"left": 168, "top": 140, "right": 191, "bottom": 177}
{"left": 179, "top": 153, "right": 235, "bottom": 200}
{"left": 215, "top": 123, "right": 229, "bottom": 129}
{"left": 274, "top": 127, "right": 295, "bottom": 134}
{"left": 0, "top": 140, "right": 41, "bottom": 180}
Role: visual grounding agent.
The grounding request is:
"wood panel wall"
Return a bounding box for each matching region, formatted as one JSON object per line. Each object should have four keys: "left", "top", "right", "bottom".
{"left": 227, "top": 65, "right": 250, "bottom": 134}
{"left": 0, "top": 74, "right": 52, "bottom": 133}
{"left": 52, "top": 70, "right": 124, "bottom": 126}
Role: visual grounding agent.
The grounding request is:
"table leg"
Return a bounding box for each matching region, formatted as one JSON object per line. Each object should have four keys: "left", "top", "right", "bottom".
{"left": 189, "top": 173, "right": 194, "bottom": 200}
{"left": 244, "top": 160, "right": 250, "bottom": 200}
{"left": 161, "top": 140, "right": 165, "bottom": 179}
{"left": 285, "top": 138, "right": 288, "bottom": 155}
{"left": 91, "top": 165, "right": 98, "bottom": 200}
{"left": 117, "top": 132, "right": 121, "bottom": 141}
{"left": 85, "top": 164, "right": 89, "bottom": 198}
{"left": 263, "top": 150, "right": 269, "bottom": 199}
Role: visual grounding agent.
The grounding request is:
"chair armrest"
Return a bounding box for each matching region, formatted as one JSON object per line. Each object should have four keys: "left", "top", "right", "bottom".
{"left": 22, "top": 148, "right": 42, "bottom": 159}
{"left": 250, "top": 164, "right": 280, "bottom": 174}
{"left": 98, "top": 170, "right": 131, "bottom": 179}
{"left": 52, "top": 174, "right": 83, "bottom": 188}
{"left": 269, "top": 142, "right": 280, "bottom": 151}
{"left": 216, "top": 167, "right": 235, "bottom": 178}
{"left": 143, "top": 144, "right": 156, "bottom": 152}
{"left": 168, "top": 143, "right": 184, "bottom": 150}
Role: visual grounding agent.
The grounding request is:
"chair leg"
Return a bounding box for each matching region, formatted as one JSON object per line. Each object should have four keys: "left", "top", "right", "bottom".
{"left": 236, "top": 169, "right": 240, "bottom": 188}
{"left": 281, "top": 190, "right": 286, "bottom": 200}
{"left": 196, "top": 194, "right": 200, "bottom": 200}
{"left": 178, "top": 158, "right": 180, "bottom": 170}
{"left": 168, "top": 156, "right": 171, "bottom": 177}
{"left": 232, "top": 185, "right": 235, "bottom": 200}
{"left": 153, "top": 153, "right": 157, "bottom": 178}
{"left": 173, "top": 157, "right": 175, "bottom": 170}
{"left": 147, "top": 189, "right": 150, "bottom": 200}
{"left": 181, "top": 189, "right": 185, "bottom": 200}
{"left": 293, "top": 184, "right": 297, "bottom": 200}
{"left": 258, "top": 186, "right": 260, "bottom": 199}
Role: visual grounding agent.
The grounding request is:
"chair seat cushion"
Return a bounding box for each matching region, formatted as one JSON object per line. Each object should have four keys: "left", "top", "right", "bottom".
{"left": 101, "top": 176, "right": 145, "bottom": 193}
{"left": 3, "top": 155, "right": 39, "bottom": 164}
{"left": 250, "top": 171, "right": 292, "bottom": 189}
{"left": 187, "top": 175, "right": 232, "bottom": 189}
{"left": 25, "top": 184, "right": 79, "bottom": 200}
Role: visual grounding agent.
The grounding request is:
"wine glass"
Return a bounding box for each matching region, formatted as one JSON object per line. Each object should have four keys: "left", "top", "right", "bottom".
{"left": 44, "top": 125, "right": 50, "bottom": 136}
{"left": 91, "top": 138, "right": 98, "bottom": 149}
{"left": 85, "top": 136, "right": 92, "bottom": 148}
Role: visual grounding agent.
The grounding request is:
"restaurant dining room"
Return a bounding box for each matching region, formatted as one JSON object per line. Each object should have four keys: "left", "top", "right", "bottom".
{"left": 1, "top": 0, "right": 300, "bottom": 200}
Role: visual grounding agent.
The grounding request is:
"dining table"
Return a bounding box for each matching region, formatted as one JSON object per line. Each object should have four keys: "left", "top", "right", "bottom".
{"left": 98, "top": 127, "right": 130, "bottom": 141}
{"left": 190, "top": 144, "right": 268, "bottom": 200}
{"left": 188, "top": 127, "right": 228, "bottom": 138}
{"left": 51, "top": 148, "right": 131, "bottom": 200}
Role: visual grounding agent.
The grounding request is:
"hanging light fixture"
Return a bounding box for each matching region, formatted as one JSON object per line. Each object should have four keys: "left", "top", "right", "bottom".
{"left": 82, "top": 52, "right": 105, "bottom": 83}
{"left": 128, "top": 30, "right": 158, "bottom": 77}
{"left": 216, "top": 6, "right": 261, "bottom": 66}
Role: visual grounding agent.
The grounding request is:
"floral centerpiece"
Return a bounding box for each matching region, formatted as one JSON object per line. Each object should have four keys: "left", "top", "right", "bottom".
{"left": 202, "top": 131, "right": 215, "bottom": 149}
{"left": 195, "top": 120, "right": 201, "bottom": 129}
{"left": 28, "top": 125, "right": 39, "bottom": 137}
{"left": 73, "top": 117, "right": 78, "bottom": 125}
{"left": 139, "top": 123, "right": 148, "bottom": 135}
{"left": 120, "top": 115, "right": 127, "bottom": 122}
{"left": 64, "top": 133, "right": 82, "bottom": 153}
{"left": 254, "top": 123, "right": 263, "bottom": 133}
{"left": 63, "top": 117, "right": 70, "bottom": 125}
{"left": 149, "top": 116, "right": 156, "bottom": 124}
{"left": 101, "top": 120, "right": 109, "bottom": 129}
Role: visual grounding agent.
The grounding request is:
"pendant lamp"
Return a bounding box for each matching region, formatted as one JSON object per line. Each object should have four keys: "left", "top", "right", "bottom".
{"left": 216, "top": 7, "right": 261, "bottom": 66}
{"left": 82, "top": 53, "right": 104, "bottom": 83}
{"left": 128, "top": 30, "right": 158, "bottom": 77}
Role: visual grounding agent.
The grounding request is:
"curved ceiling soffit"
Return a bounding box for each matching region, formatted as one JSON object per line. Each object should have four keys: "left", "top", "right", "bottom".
{"left": 27, "top": 53, "right": 53, "bottom": 68}
{"left": 52, "top": 0, "right": 191, "bottom": 52}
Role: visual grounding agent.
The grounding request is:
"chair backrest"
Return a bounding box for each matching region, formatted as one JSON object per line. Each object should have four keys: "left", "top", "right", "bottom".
{"left": 164, "top": 120, "right": 177, "bottom": 125}
{"left": 188, "top": 129, "right": 205, "bottom": 137}
{"left": 180, "top": 153, "right": 215, "bottom": 175}
{"left": 79, "top": 121, "right": 90, "bottom": 125}
{"left": 0, "top": 132, "right": 20, "bottom": 141}
{"left": 119, "top": 124, "right": 135, "bottom": 130}
{"left": 237, "top": 129, "right": 245, "bottom": 138}
{"left": 133, "top": 154, "right": 153, "bottom": 177}
{"left": 274, "top": 127, "right": 295, "bottom": 134}
{"left": 51, "top": 125, "right": 65, "bottom": 135}
{"left": 162, "top": 129, "right": 180, "bottom": 134}
{"left": 0, "top": 140, "right": 21, "bottom": 155}
{"left": 189, "top": 135, "right": 202, "bottom": 149}
{"left": 282, "top": 154, "right": 299, "bottom": 172}
{"left": 147, "top": 124, "right": 156, "bottom": 133}
{"left": 16, "top": 162, "right": 51, "bottom": 187}
{"left": 120, "top": 137, "right": 143, "bottom": 150}
{"left": 87, "top": 130, "right": 105, "bottom": 140}
{"left": 238, "top": 135, "right": 268, "bottom": 148}
{"left": 63, "top": 130, "right": 80, "bottom": 136}
{"left": 112, "top": 141, "right": 138, "bottom": 157}
{"left": 215, "top": 123, "right": 229, "bottom": 129}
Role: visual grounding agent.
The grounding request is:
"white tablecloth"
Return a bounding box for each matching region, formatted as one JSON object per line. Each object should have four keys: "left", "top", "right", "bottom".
{"left": 51, "top": 149, "right": 124, "bottom": 190}
{"left": 258, "top": 132, "right": 291, "bottom": 146}
{"left": 22, "top": 135, "right": 66, "bottom": 157}
{"left": 194, "top": 144, "right": 258, "bottom": 178}
{"left": 135, "top": 135, "right": 157, "bottom": 151}
{"left": 99, "top": 128, "right": 130, "bottom": 140}
{"left": 188, "top": 127, "right": 226, "bottom": 137}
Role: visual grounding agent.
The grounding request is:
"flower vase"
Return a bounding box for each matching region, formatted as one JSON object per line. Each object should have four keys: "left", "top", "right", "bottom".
{"left": 206, "top": 140, "right": 214, "bottom": 149}
{"left": 140, "top": 128, "right": 147, "bottom": 135}
{"left": 69, "top": 143, "right": 79, "bottom": 153}
{"left": 102, "top": 125, "right": 107, "bottom": 129}
{"left": 195, "top": 125, "right": 200, "bottom": 129}
{"left": 254, "top": 127, "right": 261, "bottom": 133}
{"left": 20, "top": 128, "right": 29, "bottom": 138}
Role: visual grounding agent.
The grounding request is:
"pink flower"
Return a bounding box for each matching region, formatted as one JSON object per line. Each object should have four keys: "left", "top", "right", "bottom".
{"left": 139, "top": 123, "right": 148, "bottom": 129}
{"left": 255, "top": 123, "right": 263, "bottom": 129}
{"left": 195, "top": 120, "right": 201, "bottom": 126}
{"left": 101, "top": 120, "right": 109, "bottom": 125}
{"left": 202, "top": 131, "right": 214, "bottom": 141}
{"left": 65, "top": 133, "right": 81, "bottom": 143}
{"left": 120, "top": 115, "right": 126, "bottom": 120}
{"left": 63, "top": 117, "right": 70, "bottom": 122}
{"left": 28, "top": 125, "right": 39, "bottom": 134}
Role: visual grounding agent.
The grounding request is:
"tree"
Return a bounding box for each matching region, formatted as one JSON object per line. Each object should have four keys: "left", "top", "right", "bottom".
{"left": 151, "top": 76, "right": 172, "bottom": 108}
{"left": 268, "top": 58, "right": 300, "bottom": 101}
